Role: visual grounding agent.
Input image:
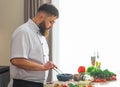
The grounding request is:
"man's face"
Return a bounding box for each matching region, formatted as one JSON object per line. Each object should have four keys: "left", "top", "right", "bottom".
{"left": 38, "top": 15, "right": 57, "bottom": 36}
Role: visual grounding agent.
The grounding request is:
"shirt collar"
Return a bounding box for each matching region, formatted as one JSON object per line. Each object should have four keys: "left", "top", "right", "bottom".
{"left": 27, "top": 19, "right": 40, "bottom": 33}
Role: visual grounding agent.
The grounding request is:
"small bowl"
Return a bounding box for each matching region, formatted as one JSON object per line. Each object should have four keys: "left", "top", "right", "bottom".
{"left": 57, "top": 73, "right": 73, "bottom": 81}
{"left": 73, "top": 74, "right": 83, "bottom": 81}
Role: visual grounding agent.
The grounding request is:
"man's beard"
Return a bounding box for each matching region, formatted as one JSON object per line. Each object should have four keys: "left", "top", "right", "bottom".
{"left": 38, "top": 21, "right": 46, "bottom": 36}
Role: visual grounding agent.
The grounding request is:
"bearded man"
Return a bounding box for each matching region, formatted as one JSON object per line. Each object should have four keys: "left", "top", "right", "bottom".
{"left": 8, "top": 3, "right": 59, "bottom": 87}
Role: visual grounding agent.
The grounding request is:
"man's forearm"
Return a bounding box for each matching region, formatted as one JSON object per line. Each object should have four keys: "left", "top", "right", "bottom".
{"left": 10, "top": 58, "right": 45, "bottom": 71}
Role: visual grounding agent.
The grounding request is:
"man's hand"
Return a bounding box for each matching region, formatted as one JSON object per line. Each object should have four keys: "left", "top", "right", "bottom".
{"left": 43, "top": 61, "right": 56, "bottom": 70}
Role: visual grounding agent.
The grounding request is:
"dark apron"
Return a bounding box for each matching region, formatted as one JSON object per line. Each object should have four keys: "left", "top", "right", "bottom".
{"left": 13, "top": 79, "right": 43, "bottom": 87}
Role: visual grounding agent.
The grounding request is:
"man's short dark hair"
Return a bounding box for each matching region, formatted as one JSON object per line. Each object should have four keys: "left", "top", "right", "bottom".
{"left": 38, "top": 3, "right": 59, "bottom": 18}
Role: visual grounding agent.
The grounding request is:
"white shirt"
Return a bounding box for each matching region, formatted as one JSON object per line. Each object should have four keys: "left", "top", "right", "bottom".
{"left": 9, "top": 19, "right": 49, "bottom": 83}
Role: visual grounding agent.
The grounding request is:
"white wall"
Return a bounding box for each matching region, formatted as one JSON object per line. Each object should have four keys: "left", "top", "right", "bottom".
{"left": 51, "top": 0, "right": 120, "bottom": 81}
{"left": 59, "top": 0, "right": 120, "bottom": 74}
{"left": 0, "top": 0, "right": 24, "bottom": 65}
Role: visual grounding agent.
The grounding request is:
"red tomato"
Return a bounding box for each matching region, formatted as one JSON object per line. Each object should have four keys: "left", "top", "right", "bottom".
{"left": 109, "top": 77, "right": 113, "bottom": 81}
{"left": 78, "top": 66, "right": 85, "bottom": 73}
{"left": 112, "top": 76, "right": 116, "bottom": 80}
{"left": 94, "top": 78, "right": 101, "bottom": 82}
{"left": 101, "top": 78, "right": 107, "bottom": 82}
{"left": 62, "top": 84, "right": 69, "bottom": 87}
{"left": 88, "top": 85, "right": 92, "bottom": 87}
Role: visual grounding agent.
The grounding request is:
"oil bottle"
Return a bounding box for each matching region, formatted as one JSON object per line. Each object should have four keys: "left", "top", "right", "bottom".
{"left": 96, "top": 52, "right": 101, "bottom": 69}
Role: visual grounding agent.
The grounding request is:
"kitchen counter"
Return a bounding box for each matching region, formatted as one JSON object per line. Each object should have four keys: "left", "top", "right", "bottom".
{"left": 0, "top": 66, "right": 9, "bottom": 74}
{"left": 45, "top": 80, "right": 120, "bottom": 87}
{"left": 44, "top": 75, "right": 120, "bottom": 87}
{"left": 94, "top": 81, "right": 119, "bottom": 87}
{"left": 44, "top": 71, "right": 120, "bottom": 87}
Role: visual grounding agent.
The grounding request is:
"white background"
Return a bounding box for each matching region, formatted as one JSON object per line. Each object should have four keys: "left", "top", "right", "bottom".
{"left": 53, "top": 0, "right": 120, "bottom": 80}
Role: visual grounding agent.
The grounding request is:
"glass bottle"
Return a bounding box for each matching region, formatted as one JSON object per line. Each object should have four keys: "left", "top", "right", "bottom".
{"left": 96, "top": 52, "right": 101, "bottom": 69}
{"left": 91, "top": 56, "right": 96, "bottom": 66}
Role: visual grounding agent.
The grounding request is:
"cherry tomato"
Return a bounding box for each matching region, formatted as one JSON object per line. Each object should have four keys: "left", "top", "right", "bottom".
{"left": 62, "top": 84, "right": 69, "bottom": 87}
{"left": 88, "top": 85, "right": 92, "bottom": 87}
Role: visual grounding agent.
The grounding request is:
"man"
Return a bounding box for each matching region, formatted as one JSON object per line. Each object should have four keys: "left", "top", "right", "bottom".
{"left": 8, "top": 3, "right": 59, "bottom": 87}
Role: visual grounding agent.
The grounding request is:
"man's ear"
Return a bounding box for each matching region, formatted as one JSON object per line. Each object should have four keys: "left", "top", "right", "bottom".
{"left": 38, "top": 12, "right": 46, "bottom": 21}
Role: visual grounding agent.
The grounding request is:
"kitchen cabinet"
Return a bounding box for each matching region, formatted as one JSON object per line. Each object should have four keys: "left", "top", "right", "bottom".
{"left": 0, "top": 66, "right": 10, "bottom": 87}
